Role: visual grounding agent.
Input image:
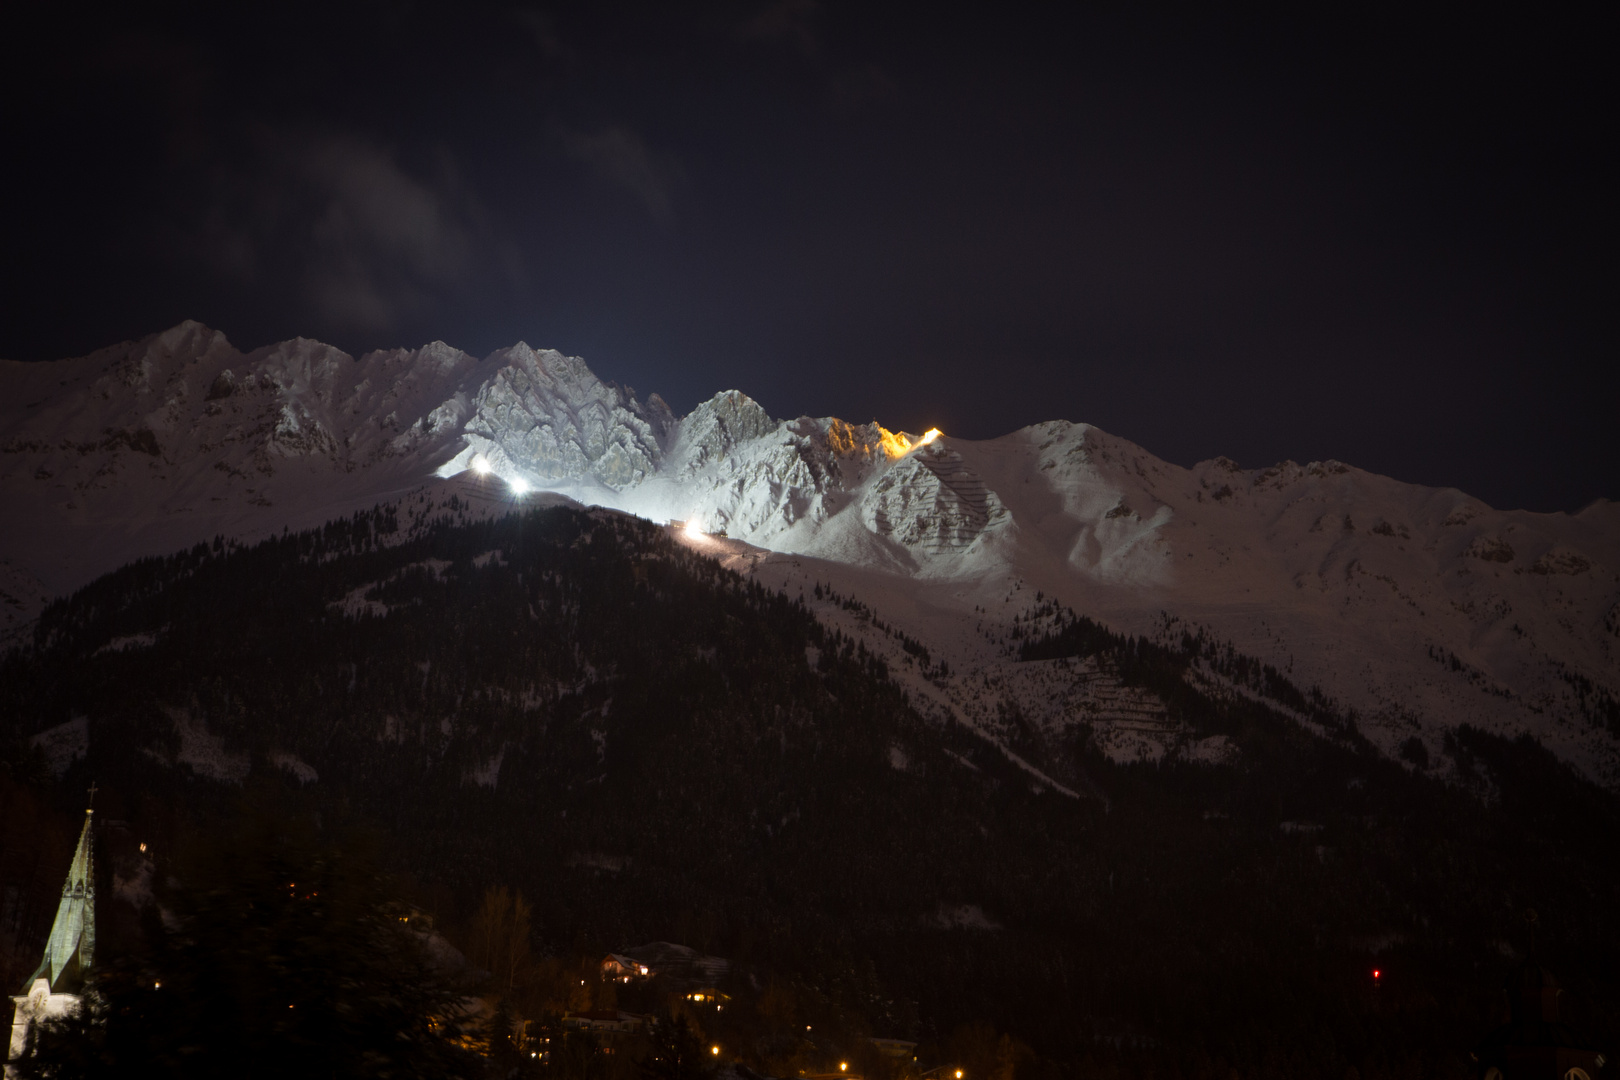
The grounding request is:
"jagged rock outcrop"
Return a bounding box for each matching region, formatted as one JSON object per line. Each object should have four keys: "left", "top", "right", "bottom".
{"left": 460, "top": 344, "right": 668, "bottom": 489}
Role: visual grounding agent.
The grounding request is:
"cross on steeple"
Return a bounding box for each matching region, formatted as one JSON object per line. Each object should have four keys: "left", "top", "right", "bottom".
{"left": 86, "top": 782, "right": 98, "bottom": 812}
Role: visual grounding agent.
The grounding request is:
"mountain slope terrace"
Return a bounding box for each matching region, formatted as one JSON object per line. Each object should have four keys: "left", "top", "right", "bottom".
{"left": 3, "top": 321, "right": 1617, "bottom": 783}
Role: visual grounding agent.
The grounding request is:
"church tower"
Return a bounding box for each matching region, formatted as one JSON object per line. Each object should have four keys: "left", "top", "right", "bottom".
{"left": 6, "top": 791, "right": 96, "bottom": 1075}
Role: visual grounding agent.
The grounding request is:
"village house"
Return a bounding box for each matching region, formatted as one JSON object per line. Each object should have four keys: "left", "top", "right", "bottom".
{"left": 599, "top": 941, "right": 729, "bottom": 989}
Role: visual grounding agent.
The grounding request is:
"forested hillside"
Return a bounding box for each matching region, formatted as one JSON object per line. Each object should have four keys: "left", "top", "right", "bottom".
{"left": 2, "top": 505, "right": 1616, "bottom": 1078}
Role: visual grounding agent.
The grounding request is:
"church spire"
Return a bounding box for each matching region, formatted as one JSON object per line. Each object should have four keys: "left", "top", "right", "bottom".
{"left": 22, "top": 787, "right": 96, "bottom": 994}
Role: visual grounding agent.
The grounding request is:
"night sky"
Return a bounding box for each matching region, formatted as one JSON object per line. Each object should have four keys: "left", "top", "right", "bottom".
{"left": 3, "top": 3, "right": 1613, "bottom": 512}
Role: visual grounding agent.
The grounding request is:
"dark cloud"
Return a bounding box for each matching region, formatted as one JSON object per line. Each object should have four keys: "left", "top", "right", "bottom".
{"left": 0, "top": 2, "right": 1613, "bottom": 511}
{"left": 561, "top": 126, "right": 682, "bottom": 223}
{"left": 513, "top": 7, "right": 563, "bottom": 59}
{"left": 172, "top": 131, "right": 493, "bottom": 333}
{"left": 295, "top": 136, "right": 480, "bottom": 329}
{"left": 735, "top": 0, "right": 820, "bottom": 57}
{"left": 826, "top": 63, "right": 899, "bottom": 111}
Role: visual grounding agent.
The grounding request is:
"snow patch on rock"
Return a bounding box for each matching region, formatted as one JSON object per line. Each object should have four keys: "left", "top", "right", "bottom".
{"left": 30, "top": 716, "right": 89, "bottom": 776}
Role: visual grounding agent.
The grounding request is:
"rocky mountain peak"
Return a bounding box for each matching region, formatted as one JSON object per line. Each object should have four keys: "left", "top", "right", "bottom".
{"left": 1, "top": 323, "right": 1617, "bottom": 789}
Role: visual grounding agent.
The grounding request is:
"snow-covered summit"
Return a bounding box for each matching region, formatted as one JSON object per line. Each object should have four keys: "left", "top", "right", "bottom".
{"left": 664, "top": 390, "right": 776, "bottom": 477}
{"left": 2, "top": 323, "right": 1616, "bottom": 785}
{"left": 451, "top": 342, "right": 673, "bottom": 490}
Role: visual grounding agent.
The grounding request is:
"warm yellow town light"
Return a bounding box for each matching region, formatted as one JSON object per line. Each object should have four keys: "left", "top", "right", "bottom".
{"left": 711, "top": 1046, "right": 721, "bottom": 1056}
{"left": 840, "top": 1064, "right": 848, "bottom": 1073}
{"left": 955, "top": 1071, "right": 964, "bottom": 1078}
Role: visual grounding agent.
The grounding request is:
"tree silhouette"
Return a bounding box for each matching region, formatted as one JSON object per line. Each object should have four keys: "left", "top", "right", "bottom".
{"left": 639, "top": 1013, "right": 714, "bottom": 1080}
{"left": 471, "top": 884, "right": 534, "bottom": 997}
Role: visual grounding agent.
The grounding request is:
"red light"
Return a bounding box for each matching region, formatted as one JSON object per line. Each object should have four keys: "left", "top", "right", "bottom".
{"left": 1373, "top": 970, "right": 1381, "bottom": 979}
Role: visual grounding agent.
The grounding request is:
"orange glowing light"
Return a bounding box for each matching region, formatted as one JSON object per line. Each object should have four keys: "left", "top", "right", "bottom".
{"left": 711, "top": 1046, "right": 721, "bottom": 1056}
{"left": 878, "top": 425, "right": 945, "bottom": 459}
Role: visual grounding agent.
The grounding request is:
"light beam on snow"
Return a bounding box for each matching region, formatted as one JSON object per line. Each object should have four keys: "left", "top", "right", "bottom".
{"left": 878, "top": 425, "right": 943, "bottom": 458}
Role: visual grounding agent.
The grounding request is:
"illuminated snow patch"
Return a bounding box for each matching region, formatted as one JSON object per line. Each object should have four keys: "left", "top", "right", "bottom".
{"left": 164, "top": 708, "right": 250, "bottom": 784}
{"left": 31, "top": 716, "right": 89, "bottom": 777}
{"left": 271, "top": 752, "right": 319, "bottom": 784}
{"left": 569, "top": 853, "right": 631, "bottom": 873}
{"left": 94, "top": 632, "right": 160, "bottom": 656}
{"left": 928, "top": 903, "right": 1002, "bottom": 931}
{"left": 330, "top": 585, "right": 390, "bottom": 620}
{"left": 468, "top": 745, "right": 505, "bottom": 788}
{"left": 1182, "top": 734, "right": 1239, "bottom": 766}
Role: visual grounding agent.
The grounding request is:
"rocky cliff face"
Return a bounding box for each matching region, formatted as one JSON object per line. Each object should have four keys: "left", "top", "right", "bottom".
{"left": 3, "top": 322, "right": 1617, "bottom": 785}
{"left": 457, "top": 343, "right": 673, "bottom": 489}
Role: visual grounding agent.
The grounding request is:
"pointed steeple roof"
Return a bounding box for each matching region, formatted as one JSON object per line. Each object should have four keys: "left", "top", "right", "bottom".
{"left": 21, "top": 793, "right": 95, "bottom": 995}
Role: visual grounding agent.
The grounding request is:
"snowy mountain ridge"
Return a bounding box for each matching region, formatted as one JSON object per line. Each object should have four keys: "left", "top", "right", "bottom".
{"left": 3, "top": 322, "right": 1618, "bottom": 785}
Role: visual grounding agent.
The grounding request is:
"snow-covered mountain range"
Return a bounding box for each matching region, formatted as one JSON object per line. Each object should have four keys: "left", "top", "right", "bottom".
{"left": 4, "top": 321, "right": 1618, "bottom": 784}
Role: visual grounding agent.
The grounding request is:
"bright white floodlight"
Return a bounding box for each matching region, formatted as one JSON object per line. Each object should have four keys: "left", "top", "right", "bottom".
{"left": 508, "top": 476, "right": 531, "bottom": 496}
{"left": 471, "top": 455, "right": 492, "bottom": 476}
{"left": 684, "top": 517, "right": 703, "bottom": 537}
